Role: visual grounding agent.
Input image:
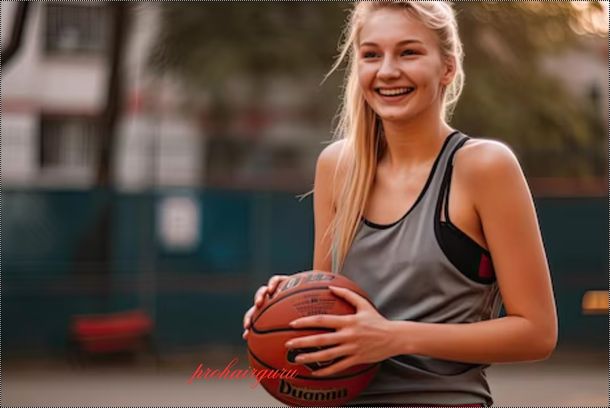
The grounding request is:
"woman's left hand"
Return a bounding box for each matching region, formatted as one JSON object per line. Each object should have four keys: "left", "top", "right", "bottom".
{"left": 285, "top": 286, "right": 396, "bottom": 377}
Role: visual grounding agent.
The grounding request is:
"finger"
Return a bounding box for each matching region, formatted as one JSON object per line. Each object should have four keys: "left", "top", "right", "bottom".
{"left": 285, "top": 332, "right": 347, "bottom": 349}
{"left": 242, "top": 329, "right": 249, "bottom": 340}
{"left": 243, "top": 305, "right": 255, "bottom": 329}
{"left": 268, "top": 275, "right": 288, "bottom": 294}
{"left": 311, "top": 355, "right": 359, "bottom": 377}
{"left": 328, "top": 286, "right": 371, "bottom": 310}
{"left": 290, "top": 314, "right": 350, "bottom": 329}
{"left": 254, "top": 285, "right": 268, "bottom": 307}
{"left": 294, "top": 344, "right": 354, "bottom": 366}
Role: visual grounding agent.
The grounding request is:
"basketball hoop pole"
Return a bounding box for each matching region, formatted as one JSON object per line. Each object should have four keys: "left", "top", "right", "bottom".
{"left": 136, "top": 22, "right": 159, "bottom": 329}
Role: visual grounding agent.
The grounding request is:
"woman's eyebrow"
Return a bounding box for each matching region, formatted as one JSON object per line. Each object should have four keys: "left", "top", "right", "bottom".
{"left": 359, "top": 39, "right": 424, "bottom": 48}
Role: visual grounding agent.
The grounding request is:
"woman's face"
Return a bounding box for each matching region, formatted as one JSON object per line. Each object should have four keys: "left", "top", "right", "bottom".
{"left": 357, "top": 8, "right": 454, "bottom": 124}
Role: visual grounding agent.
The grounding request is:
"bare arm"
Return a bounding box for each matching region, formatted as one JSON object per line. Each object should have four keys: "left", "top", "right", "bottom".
{"left": 312, "top": 140, "right": 346, "bottom": 272}
{"left": 390, "top": 141, "right": 558, "bottom": 363}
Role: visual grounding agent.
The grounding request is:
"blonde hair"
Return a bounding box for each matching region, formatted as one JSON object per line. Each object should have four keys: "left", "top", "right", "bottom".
{"left": 325, "top": 1, "right": 465, "bottom": 273}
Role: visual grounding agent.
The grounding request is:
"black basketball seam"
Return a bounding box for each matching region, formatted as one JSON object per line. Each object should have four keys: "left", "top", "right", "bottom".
{"left": 252, "top": 286, "right": 346, "bottom": 328}
{"left": 250, "top": 326, "right": 335, "bottom": 335}
{"left": 247, "top": 346, "right": 378, "bottom": 381}
{"left": 251, "top": 285, "right": 375, "bottom": 330}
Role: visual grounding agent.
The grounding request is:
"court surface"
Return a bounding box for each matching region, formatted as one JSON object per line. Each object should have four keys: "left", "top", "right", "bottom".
{"left": 4, "top": 346, "right": 607, "bottom": 406}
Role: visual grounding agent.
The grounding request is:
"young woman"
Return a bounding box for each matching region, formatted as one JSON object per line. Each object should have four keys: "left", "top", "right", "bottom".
{"left": 243, "top": 2, "right": 558, "bottom": 406}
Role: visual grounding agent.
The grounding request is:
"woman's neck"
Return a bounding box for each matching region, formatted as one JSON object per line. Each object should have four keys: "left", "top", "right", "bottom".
{"left": 380, "top": 113, "right": 454, "bottom": 172}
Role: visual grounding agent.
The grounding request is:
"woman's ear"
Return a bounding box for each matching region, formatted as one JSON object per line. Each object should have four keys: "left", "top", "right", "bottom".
{"left": 441, "top": 55, "right": 457, "bottom": 86}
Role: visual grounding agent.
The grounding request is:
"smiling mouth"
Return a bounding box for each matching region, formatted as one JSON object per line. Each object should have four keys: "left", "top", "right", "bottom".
{"left": 375, "top": 87, "right": 415, "bottom": 97}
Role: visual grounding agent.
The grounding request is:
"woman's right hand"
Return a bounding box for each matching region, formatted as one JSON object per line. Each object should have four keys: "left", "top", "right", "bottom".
{"left": 242, "top": 275, "right": 290, "bottom": 340}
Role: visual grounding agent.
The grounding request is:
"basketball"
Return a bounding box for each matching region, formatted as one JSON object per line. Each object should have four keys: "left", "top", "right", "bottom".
{"left": 247, "top": 270, "right": 379, "bottom": 406}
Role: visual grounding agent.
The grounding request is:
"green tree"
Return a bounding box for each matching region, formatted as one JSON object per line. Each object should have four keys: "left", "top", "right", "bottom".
{"left": 147, "top": 1, "right": 606, "bottom": 180}
{"left": 452, "top": 1, "right": 606, "bottom": 177}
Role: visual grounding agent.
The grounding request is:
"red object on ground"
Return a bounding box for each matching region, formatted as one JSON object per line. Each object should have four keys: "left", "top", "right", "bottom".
{"left": 71, "top": 310, "right": 153, "bottom": 354}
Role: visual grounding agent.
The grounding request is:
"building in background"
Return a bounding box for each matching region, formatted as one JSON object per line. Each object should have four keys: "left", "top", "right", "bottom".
{"left": 1, "top": 2, "right": 202, "bottom": 190}
{"left": 3, "top": 2, "right": 606, "bottom": 192}
{"left": 2, "top": 2, "right": 328, "bottom": 192}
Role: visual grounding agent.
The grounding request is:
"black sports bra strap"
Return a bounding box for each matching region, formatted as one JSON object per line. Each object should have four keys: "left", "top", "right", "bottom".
{"left": 439, "top": 136, "right": 470, "bottom": 223}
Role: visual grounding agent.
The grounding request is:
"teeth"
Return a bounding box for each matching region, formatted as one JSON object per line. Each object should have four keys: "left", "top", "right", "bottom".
{"left": 378, "top": 87, "right": 414, "bottom": 96}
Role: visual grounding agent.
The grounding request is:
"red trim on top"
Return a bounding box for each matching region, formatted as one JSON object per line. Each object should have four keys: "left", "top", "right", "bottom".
{"left": 478, "top": 253, "right": 494, "bottom": 279}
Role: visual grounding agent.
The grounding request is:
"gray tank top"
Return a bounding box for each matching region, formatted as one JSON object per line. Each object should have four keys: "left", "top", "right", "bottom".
{"left": 334, "top": 131, "right": 502, "bottom": 406}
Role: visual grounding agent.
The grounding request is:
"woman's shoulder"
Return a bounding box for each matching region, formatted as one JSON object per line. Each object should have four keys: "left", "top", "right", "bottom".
{"left": 316, "top": 139, "right": 350, "bottom": 203}
{"left": 317, "top": 139, "right": 351, "bottom": 178}
{"left": 453, "top": 138, "right": 519, "bottom": 176}
{"left": 455, "top": 137, "right": 522, "bottom": 182}
{"left": 318, "top": 139, "right": 349, "bottom": 164}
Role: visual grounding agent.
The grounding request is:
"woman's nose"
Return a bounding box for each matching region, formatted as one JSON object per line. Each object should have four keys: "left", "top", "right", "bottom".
{"left": 377, "top": 56, "right": 401, "bottom": 80}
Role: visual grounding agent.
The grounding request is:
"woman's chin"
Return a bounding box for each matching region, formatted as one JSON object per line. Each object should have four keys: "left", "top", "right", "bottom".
{"left": 377, "top": 110, "right": 414, "bottom": 123}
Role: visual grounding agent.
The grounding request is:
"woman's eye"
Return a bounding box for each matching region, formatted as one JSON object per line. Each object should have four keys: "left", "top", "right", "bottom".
{"left": 361, "top": 49, "right": 416, "bottom": 59}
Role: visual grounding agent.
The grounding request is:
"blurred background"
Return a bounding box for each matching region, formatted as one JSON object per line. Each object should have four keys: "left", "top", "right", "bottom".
{"left": 2, "top": 1, "right": 607, "bottom": 406}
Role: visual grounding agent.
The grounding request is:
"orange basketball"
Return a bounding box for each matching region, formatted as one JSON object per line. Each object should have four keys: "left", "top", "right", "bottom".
{"left": 247, "top": 270, "right": 379, "bottom": 407}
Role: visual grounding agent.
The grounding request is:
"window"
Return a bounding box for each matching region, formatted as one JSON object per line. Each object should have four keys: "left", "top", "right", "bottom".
{"left": 44, "top": 3, "right": 109, "bottom": 55}
{"left": 39, "top": 116, "right": 99, "bottom": 172}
